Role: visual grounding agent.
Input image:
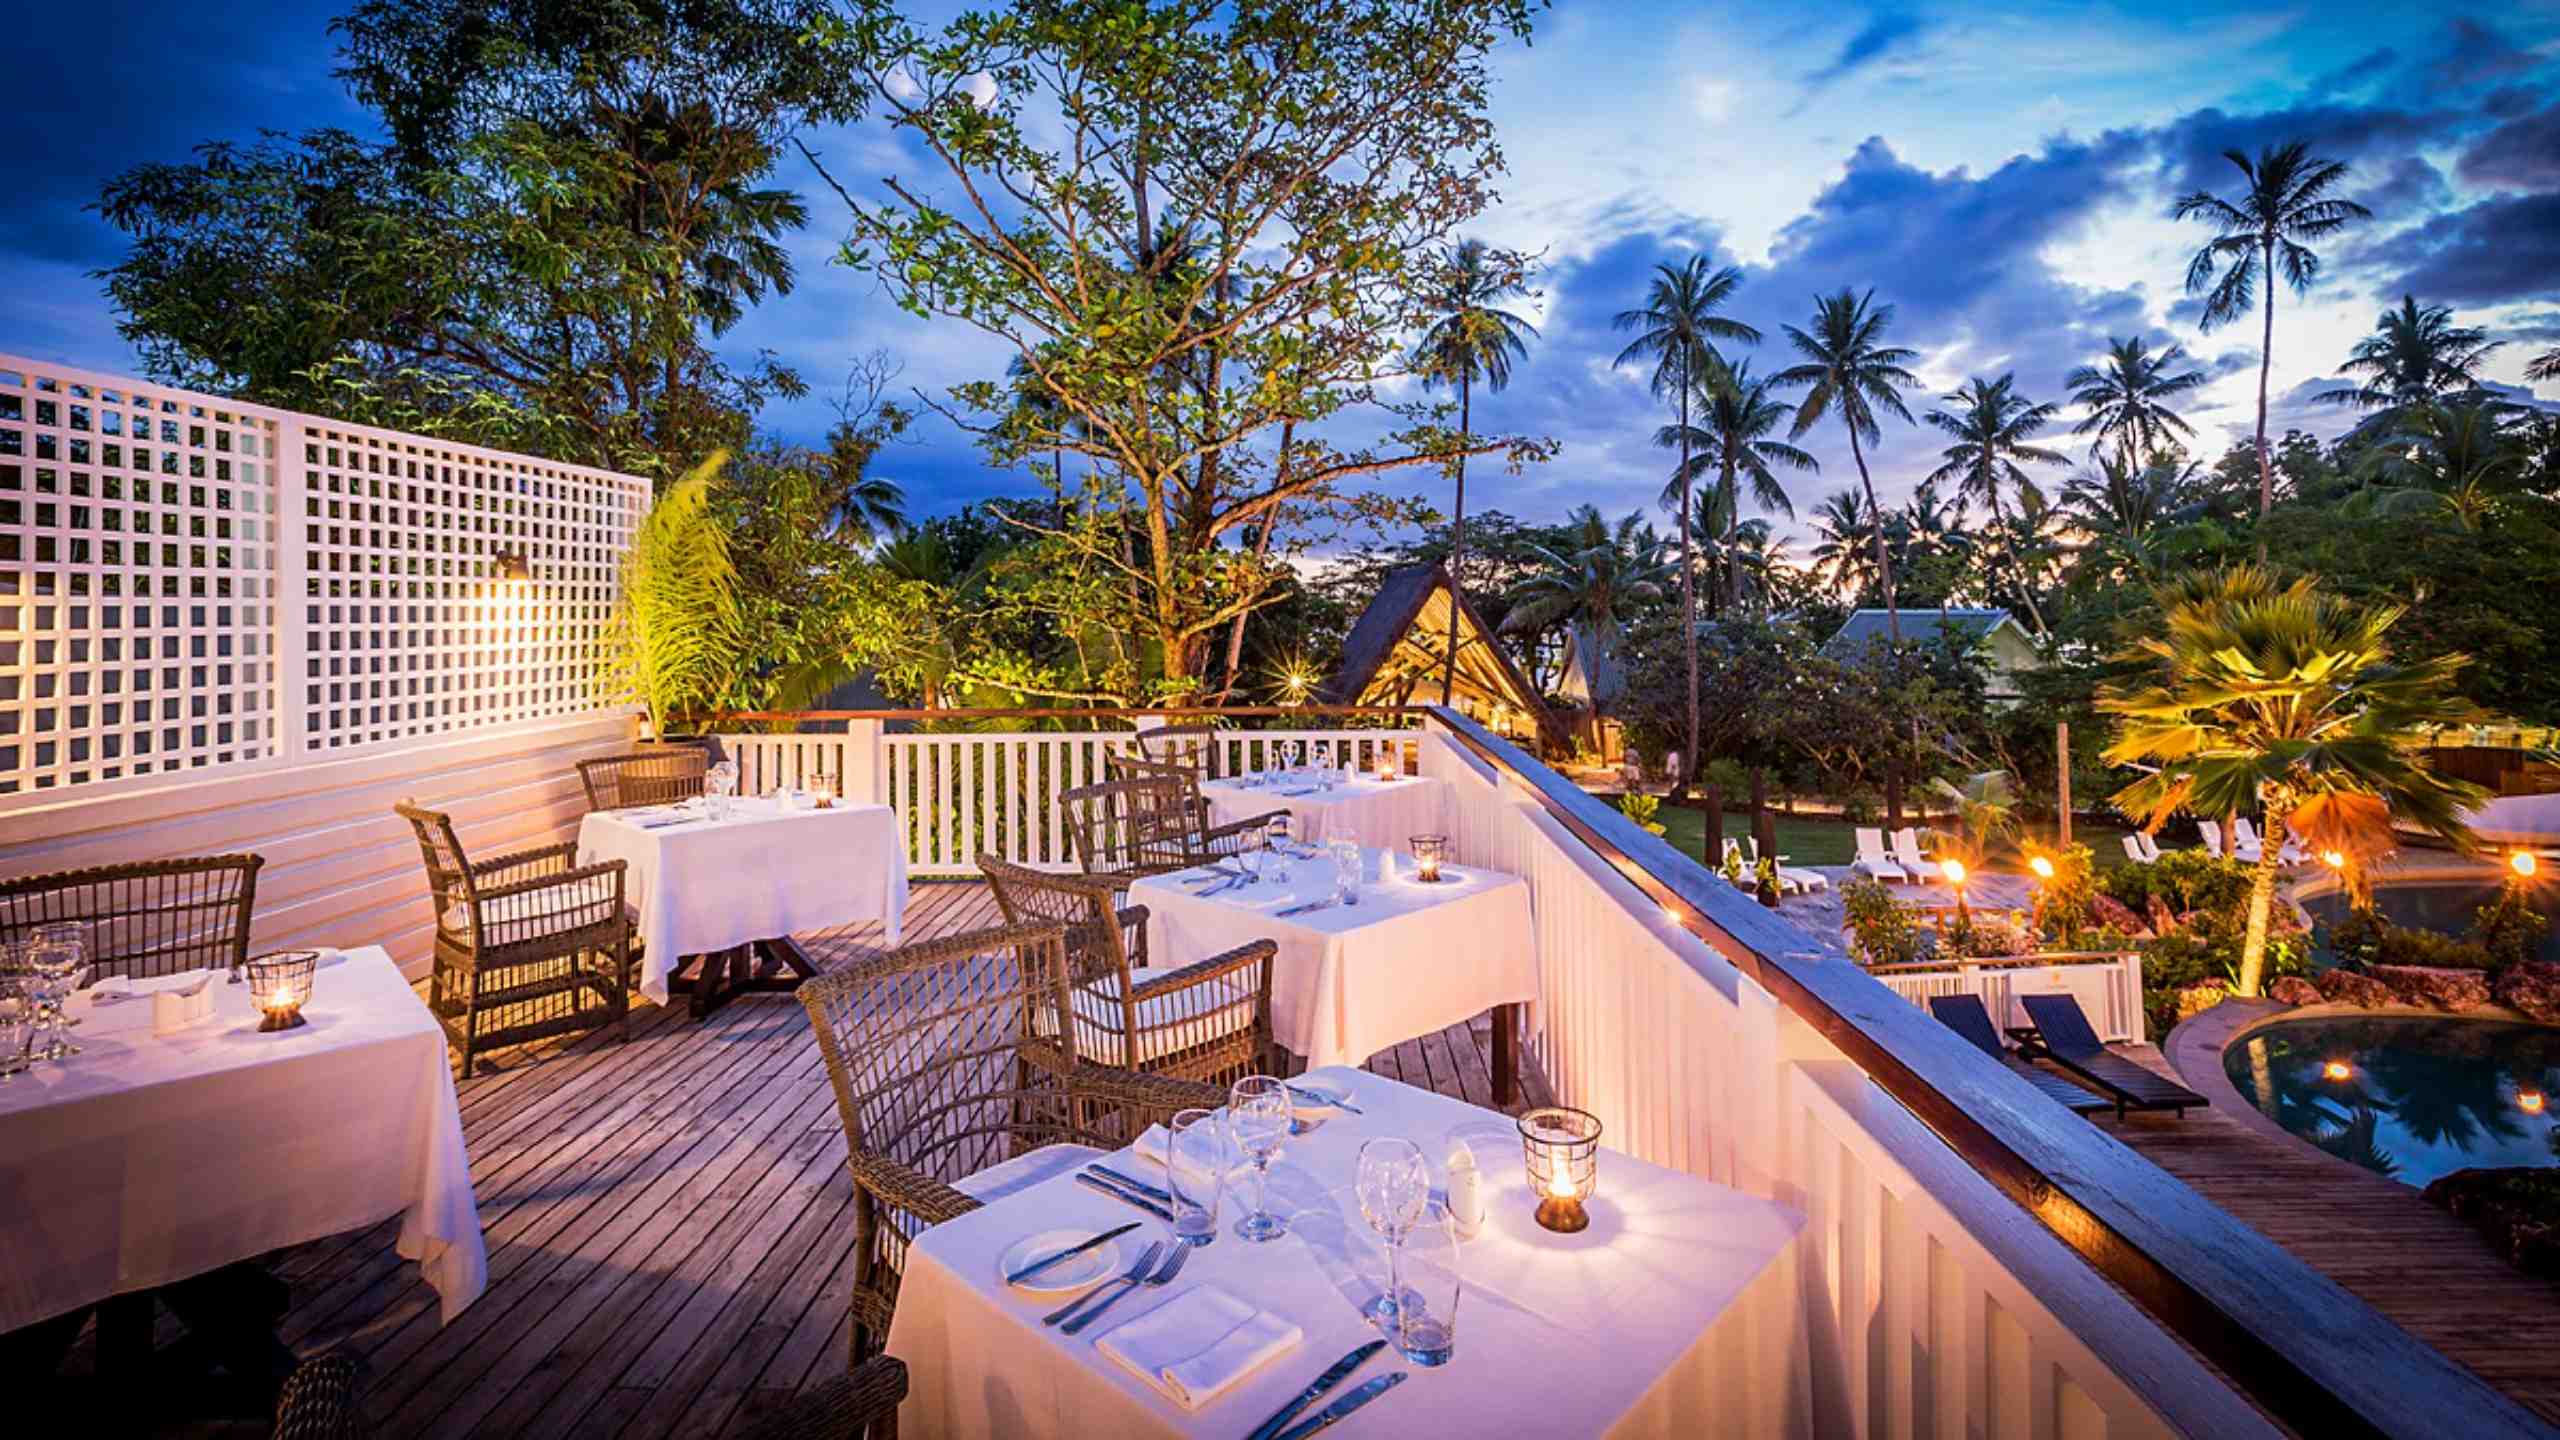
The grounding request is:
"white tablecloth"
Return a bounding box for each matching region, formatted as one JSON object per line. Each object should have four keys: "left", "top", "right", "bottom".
{"left": 887, "top": 1066, "right": 1811, "bottom": 1438}
{"left": 578, "top": 796, "right": 909, "bottom": 1002}
{"left": 0, "top": 946, "right": 486, "bottom": 1332}
{"left": 1199, "top": 775, "right": 1450, "bottom": 851}
{"left": 1130, "top": 850, "right": 1537, "bottom": 1069}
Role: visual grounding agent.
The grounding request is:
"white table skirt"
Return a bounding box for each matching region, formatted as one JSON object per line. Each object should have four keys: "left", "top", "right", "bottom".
{"left": 0, "top": 946, "right": 486, "bottom": 1332}
{"left": 887, "top": 1066, "right": 1811, "bottom": 1438}
{"left": 1200, "top": 775, "right": 1450, "bottom": 852}
{"left": 1131, "top": 849, "right": 1537, "bottom": 1068}
{"left": 578, "top": 797, "right": 909, "bottom": 1002}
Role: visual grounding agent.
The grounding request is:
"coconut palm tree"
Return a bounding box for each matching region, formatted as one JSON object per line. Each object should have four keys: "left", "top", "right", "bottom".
{"left": 2065, "top": 337, "right": 2206, "bottom": 469}
{"left": 2320, "top": 295, "right": 2502, "bottom": 416}
{"left": 2175, "top": 142, "right": 2374, "bottom": 518}
{"left": 1414, "top": 238, "right": 1539, "bottom": 705}
{"left": 1499, "top": 505, "right": 1672, "bottom": 655}
{"left": 1656, "top": 361, "right": 1817, "bottom": 613}
{"left": 2529, "top": 347, "right": 2560, "bottom": 384}
{"left": 1775, "top": 289, "right": 1921, "bottom": 641}
{"left": 2352, "top": 396, "right": 2531, "bottom": 532}
{"left": 1613, "top": 257, "right": 1759, "bottom": 786}
{"left": 1924, "top": 374, "right": 2066, "bottom": 635}
{"left": 2063, "top": 457, "right": 2204, "bottom": 588}
{"left": 1808, "top": 488, "right": 1886, "bottom": 600}
{"left": 2099, "top": 566, "right": 2486, "bottom": 995}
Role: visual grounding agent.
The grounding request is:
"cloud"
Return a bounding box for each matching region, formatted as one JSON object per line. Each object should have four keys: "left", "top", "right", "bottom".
{"left": 2353, "top": 155, "right": 2451, "bottom": 216}
{"left": 1797, "top": 14, "right": 1929, "bottom": 95}
{"left": 2458, "top": 102, "right": 2560, "bottom": 191}
{"left": 2482, "top": 85, "right": 2544, "bottom": 120}
{"left": 2308, "top": 47, "right": 2397, "bottom": 101}
{"left": 2152, "top": 102, "right": 2463, "bottom": 196}
{"left": 2504, "top": 311, "right": 2560, "bottom": 343}
{"left": 2422, "top": 17, "right": 2539, "bottom": 91}
{"left": 2361, "top": 193, "right": 2560, "bottom": 306}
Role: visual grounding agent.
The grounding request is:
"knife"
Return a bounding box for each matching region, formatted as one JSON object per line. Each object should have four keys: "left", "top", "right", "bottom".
{"left": 1086, "top": 1164, "right": 1172, "bottom": 1204}
{"left": 1271, "top": 1372, "right": 1406, "bottom": 1440}
{"left": 1075, "top": 1172, "right": 1175, "bottom": 1221}
{"left": 1004, "top": 1221, "right": 1140, "bottom": 1286}
{"left": 1244, "top": 1340, "right": 1386, "bottom": 1440}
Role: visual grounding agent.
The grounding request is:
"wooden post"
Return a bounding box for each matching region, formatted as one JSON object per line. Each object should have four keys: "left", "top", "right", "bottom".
{"left": 2057, "top": 721, "right": 2073, "bottom": 846}
{"left": 1702, "top": 784, "right": 1725, "bottom": 866}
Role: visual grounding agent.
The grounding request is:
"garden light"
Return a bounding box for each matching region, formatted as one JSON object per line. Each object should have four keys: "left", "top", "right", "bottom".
{"left": 2028, "top": 855, "right": 2054, "bottom": 880}
{"left": 2519, "top": 1089, "right": 2547, "bottom": 1116}
{"left": 2321, "top": 850, "right": 2346, "bottom": 870}
{"left": 1941, "top": 857, "right": 1968, "bottom": 887}
{"left": 2513, "top": 851, "right": 2538, "bottom": 879}
{"left": 2322, "top": 1059, "right": 2352, "bottom": 1083}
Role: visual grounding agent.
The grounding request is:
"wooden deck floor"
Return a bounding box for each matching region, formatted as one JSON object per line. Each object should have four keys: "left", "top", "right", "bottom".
{"left": 2099, "top": 1053, "right": 2560, "bottom": 1426}
{"left": 95, "top": 880, "right": 1548, "bottom": 1438}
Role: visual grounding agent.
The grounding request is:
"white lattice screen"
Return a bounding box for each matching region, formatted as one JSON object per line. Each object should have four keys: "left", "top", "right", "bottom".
{"left": 0, "top": 354, "right": 645, "bottom": 796}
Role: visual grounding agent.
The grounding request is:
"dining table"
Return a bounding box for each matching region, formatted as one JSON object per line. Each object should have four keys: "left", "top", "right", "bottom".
{"left": 1129, "top": 847, "right": 1537, "bottom": 1101}
{"left": 0, "top": 945, "right": 486, "bottom": 1361}
{"left": 1197, "top": 773, "right": 1451, "bottom": 853}
{"left": 884, "top": 1065, "right": 1812, "bottom": 1438}
{"left": 576, "top": 793, "right": 908, "bottom": 1016}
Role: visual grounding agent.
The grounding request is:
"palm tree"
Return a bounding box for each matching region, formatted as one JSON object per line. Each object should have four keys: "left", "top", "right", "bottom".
{"left": 1657, "top": 361, "right": 1817, "bottom": 613}
{"left": 1775, "top": 289, "right": 1921, "bottom": 641}
{"left": 2065, "top": 337, "right": 2206, "bottom": 469}
{"left": 1924, "top": 374, "right": 2065, "bottom": 634}
{"left": 2063, "top": 457, "right": 2202, "bottom": 588}
{"left": 1808, "top": 488, "right": 1886, "bottom": 599}
{"left": 2099, "top": 566, "right": 2486, "bottom": 995}
{"left": 2175, "top": 142, "right": 2374, "bottom": 518}
{"left": 1413, "top": 239, "right": 1538, "bottom": 706}
{"left": 2353, "top": 397, "right": 2530, "bottom": 532}
{"left": 2529, "top": 347, "right": 2560, "bottom": 384}
{"left": 1499, "top": 505, "right": 1672, "bottom": 654}
{"left": 2320, "top": 295, "right": 2501, "bottom": 415}
{"left": 1613, "top": 257, "right": 1759, "bottom": 785}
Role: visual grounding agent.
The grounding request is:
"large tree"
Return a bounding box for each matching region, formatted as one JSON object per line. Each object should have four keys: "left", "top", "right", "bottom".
{"left": 1924, "top": 373, "right": 2065, "bottom": 635}
{"left": 1776, "top": 288, "right": 1920, "bottom": 639}
{"left": 2175, "top": 141, "right": 2372, "bottom": 519}
{"left": 1414, "top": 238, "right": 1540, "bottom": 704}
{"left": 1615, "top": 257, "right": 1758, "bottom": 786}
{"left": 1657, "top": 361, "right": 1816, "bottom": 614}
{"left": 2065, "top": 337, "right": 2205, "bottom": 470}
{"left": 2320, "top": 294, "right": 2502, "bottom": 416}
{"left": 802, "top": 0, "right": 1549, "bottom": 702}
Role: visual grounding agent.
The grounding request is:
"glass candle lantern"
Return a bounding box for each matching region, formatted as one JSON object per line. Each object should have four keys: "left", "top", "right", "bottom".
{"left": 810, "top": 771, "right": 838, "bottom": 808}
{"left": 246, "top": 950, "right": 319, "bottom": 1032}
{"left": 1410, "top": 834, "right": 1448, "bottom": 883}
{"left": 1518, "top": 1106, "right": 1602, "bottom": 1233}
{"left": 1373, "top": 751, "right": 1399, "bottom": 782}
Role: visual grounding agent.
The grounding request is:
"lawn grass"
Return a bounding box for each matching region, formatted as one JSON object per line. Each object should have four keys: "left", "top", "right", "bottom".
{"left": 1642, "top": 800, "right": 2138, "bottom": 873}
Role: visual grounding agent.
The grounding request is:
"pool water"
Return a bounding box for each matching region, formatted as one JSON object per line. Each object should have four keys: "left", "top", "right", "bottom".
{"left": 2297, "top": 882, "right": 2560, "bottom": 965}
{"left": 2226, "top": 1017, "right": 2560, "bottom": 1188}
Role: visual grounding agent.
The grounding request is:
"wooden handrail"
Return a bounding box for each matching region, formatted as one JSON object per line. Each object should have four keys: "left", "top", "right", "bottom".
{"left": 1862, "top": 950, "right": 2138, "bottom": 975}
{"left": 716, "top": 706, "right": 1427, "bottom": 723}
{"left": 1424, "top": 706, "right": 2550, "bottom": 1440}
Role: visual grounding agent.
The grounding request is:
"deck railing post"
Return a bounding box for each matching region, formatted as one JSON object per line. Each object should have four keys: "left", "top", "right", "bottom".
{"left": 272, "top": 413, "right": 309, "bottom": 762}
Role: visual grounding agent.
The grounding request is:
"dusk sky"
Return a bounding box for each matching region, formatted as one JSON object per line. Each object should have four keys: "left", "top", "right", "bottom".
{"left": 7, "top": 1, "right": 2559, "bottom": 549}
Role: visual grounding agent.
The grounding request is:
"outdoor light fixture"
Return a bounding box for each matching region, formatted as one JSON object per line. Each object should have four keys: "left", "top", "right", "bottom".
{"left": 2323, "top": 1059, "right": 2353, "bottom": 1083}
{"left": 2514, "top": 851, "right": 2539, "bottom": 879}
{"left": 1410, "top": 834, "right": 1448, "bottom": 883}
{"left": 1942, "top": 857, "right": 1968, "bottom": 887}
{"left": 494, "top": 550, "right": 532, "bottom": 583}
{"left": 2028, "top": 855, "right": 2054, "bottom": 880}
{"left": 2321, "top": 850, "right": 2346, "bottom": 870}
{"left": 1373, "top": 751, "right": 1399, "bottom": 782}
{"left": 1518, "top": 1105, "right": 1602, "bottom": 1234}
{"left": 2519, "top": 1089, "right": 2547, "bottom": 1116}
{"left": 246, "top": 950, "right": 319, "bottom": 1032}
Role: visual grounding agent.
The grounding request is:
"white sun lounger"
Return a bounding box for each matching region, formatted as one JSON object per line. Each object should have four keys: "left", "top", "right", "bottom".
{"left": 2233, "top": 817, "right": 2303, "bottom": 865}
{"left": 1853, "top": 827, "right": 1909, "bottom": 883}
{"left": 2121, "top": 834, "right": 2152, "bottom": 865}
{"left": 1732, "top": 835, "right": 1829, "bottom": 893}
{"left": 1892, "top": 827, "right": 1946, "bottom": 883}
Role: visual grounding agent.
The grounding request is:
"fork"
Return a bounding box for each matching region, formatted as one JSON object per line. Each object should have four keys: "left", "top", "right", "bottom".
{"left": 1044, "top": 1242, "right": 1163, "bottom": 1327}
{"left": 1060, "top": 1243, "right": 1189, "bottom": 1335}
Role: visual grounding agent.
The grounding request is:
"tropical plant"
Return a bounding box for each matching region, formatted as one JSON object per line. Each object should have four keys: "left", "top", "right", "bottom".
{"left": 1808, "top": 489, "right": 1887, "bottom": 599}
{"left": 2530, "top": 347, "right": 2560, "bottom": 384}
{"left": 1499, "top": 506, "right": 1671, "bottom": 648}
{"left": 2098, "top": 566, "right": 2488, "bottom": 995}
{"left": 2174, "top": 141, "right": 2374, "bottom": 518}
{"left": 1616, "top": 791, "right": 1668, "bottom": 837}
{"left": 1657, "top": 361, "right": 1817, "bottom": 613}
{"left": 1775, "top": 288, "right": 1921, "bottom": 638}
{"left": 1924, "top": 374, "right": 2065, "bottom": 634}
{"left": 2065, "top": 337, "right": 2206, "bottom": 469}
{"left": 2061, "top": 457, "right": 2205, "bottom": 587}
{"left": 2351, "top": 397, "right": 2531, "bottom": 532}
{"left": 1924, "top": 769, "right": 2020, "bottom": 865}
{"left": 1415, "top": 237, "right": 1541, "bottom": 703}
{"left": 611, "top": 454, "right": 744, "bottom": 738}
{"left": 2320, "top": 294, "right": 2502, "bottom": 415}
{"left": 1616, "top": 256, "right": 1760, "bottom": 789}
{"left": 1840, "top": 879, "right": 1928, "bottom": 965}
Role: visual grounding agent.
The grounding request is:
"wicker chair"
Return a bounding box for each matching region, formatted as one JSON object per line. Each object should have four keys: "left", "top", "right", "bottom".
{"left": 1057, "top": 776, "right": 1195, "bottom": 883}
{"left": 396, "top": 801, "right": 634, "bottom": 1076}
{"left": 576, "top": 747, "right": 708, "bottom": 812}
{"left": 1133, "top": 722, "right": 1221, "bottom": 777}
{"left": 978, "top": 855, "right": 1273, "bottom": 1087}
{"left": 0, "top": 854, "right": 261, "bottom": 980}
{"left": 798, "top": 919, "right": 1221, "bottom": 1359}
{"left": 273, "top": 1351, "right": 367, "bottom": 1440}
{"left": 736, "top": 1356, "right": 909, "bottom": 1440}
{"left": 1107, "top": 751, "right": 1289, "bottom": 859}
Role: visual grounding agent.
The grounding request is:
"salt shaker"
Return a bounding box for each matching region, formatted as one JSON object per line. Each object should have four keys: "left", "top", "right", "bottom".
{"left": 1446, "top": 1137, "right": 1485, "bottom": 1239}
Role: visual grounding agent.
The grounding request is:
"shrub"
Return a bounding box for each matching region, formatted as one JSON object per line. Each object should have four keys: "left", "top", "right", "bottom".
{"left": 2328, "top": 904, "right": 2498, "bottom": 971}
{"left": 1615, "top": 791, "right": 1667, "bottom": 837}
{"left": 1841, "top": 879, "right": 1930, "bottom": 966}
{"left": 2474, "top": 886, "right": 2550, "bottom": 970}
{"left": 2100, "top": 847, "right": 2252, "bottom": 918}
{"left": 1836, "top": 784, "right": 1880, "bottom": 824}
{"left": 1700, "top": 757, "right": 1752, "bottom": 805}
{"left": 1943, "top": 910, "right": 2032, "bottom": 959}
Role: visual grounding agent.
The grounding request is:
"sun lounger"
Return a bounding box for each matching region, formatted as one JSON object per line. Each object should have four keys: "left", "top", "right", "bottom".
{"left": 2013, "top": 993, "right": 2206, "bottom": 1119}
{"left": 2233, "top": 817, "right": 2303, "bottom": 865}
{"left": 1891, "top": 827, "right": 1945, "bottom": 882}
{"left": 1853, "top": 828, "right": 1908, "bottom": 883}
{"left": 1926, "top": 995, "right": 2111, "bottom": 1115}
{"left": 1734, "top": 835, "right": 1829, "bottom": 893}
{"left": 2199, "top": 820, "right": 2257, "bottom": 861}
{"left": 2120, "top": 834, "right": 2152, "bottom": 865}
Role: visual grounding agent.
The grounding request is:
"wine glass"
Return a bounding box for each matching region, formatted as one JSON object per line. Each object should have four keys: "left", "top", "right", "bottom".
{"left": 1229, "top": 1075, "right": 1293, "bottom": 1242}
{"left": 1236, "top": 825, "right": 1267, "bottom": 888}
{"left": 32, "top": 922, "right": 89, "bottom": 1026}
{"left": 0, "top": 978, "right": 33, "bottom": 1079}
{"left": 25, "top": 936, "right": 84, "bottom": 1058}
{"left": 1356, "top": 1137, "right": 1430, "bottom": 1329}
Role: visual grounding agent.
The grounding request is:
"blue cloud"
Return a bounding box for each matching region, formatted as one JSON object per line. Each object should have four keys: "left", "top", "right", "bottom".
{"left": 1798, "top": 14, "right": 1929, "bottom": 94}
{"left": 2458, "top": 102, "right": 2560, "bottom": 191}
{"left": 2360, "top": 193, "right": 2560, "bottom": 307}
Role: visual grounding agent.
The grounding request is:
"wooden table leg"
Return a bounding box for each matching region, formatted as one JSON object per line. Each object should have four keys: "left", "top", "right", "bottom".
{"left": 1492, "top": 1002, "right": 1519, "bottom": 1108}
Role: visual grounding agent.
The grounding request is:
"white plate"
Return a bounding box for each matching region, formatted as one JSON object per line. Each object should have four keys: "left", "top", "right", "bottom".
{"left": 999, "top": 1229, "right": 1126, "bottom": 1293}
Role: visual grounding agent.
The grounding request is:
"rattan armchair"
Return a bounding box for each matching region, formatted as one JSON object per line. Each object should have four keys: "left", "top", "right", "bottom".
{"left": 978, "top": 855, "right": 1274, "bottom": 1086}
{"left": 576, "top": 747, "right": 708, "bottom": 812}
{"left": 0, "top": 853, "right": 261, "bottom": 980}
{"left": 737, "top": 1356, "right": 908, "bottom": 1440}
{"left": 273, "top": 1351, "right": 367, "bottom": 1440}
{"left": 1057, "top": 776, "right": 1195, "bottom": 883}
{"left": 1133, "top": 722, "right": 1221, "bottom": 777}
{"left": 798, "top": 919, "right": 1222, "bottom": 1359}
{"left": 396, "top": 801, "right": 634, "bottom": 1076}
{"left": 1108, "top": 751, "right": 1289, "bottom": 862}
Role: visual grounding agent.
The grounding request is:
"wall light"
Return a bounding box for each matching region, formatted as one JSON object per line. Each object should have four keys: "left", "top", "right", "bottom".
{"left": 2513, "top": 851, "right": 2539, "bottom": 880}
{"left": 2027, "top": 855, "right": 2054, "bottom": 881}
{"left": 2322, "top": 1059, "right": 2353, "bottom": 1083}
{"left": 494, "top": 550, "right": 532, "bottom": 583}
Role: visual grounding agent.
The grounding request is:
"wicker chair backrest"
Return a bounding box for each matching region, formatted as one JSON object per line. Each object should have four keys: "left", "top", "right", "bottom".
{"left": 0, "top": 853, "right": 263, "bottom": 980}
{"left": 577, "top": 748, "right": 708, "bottom": 812}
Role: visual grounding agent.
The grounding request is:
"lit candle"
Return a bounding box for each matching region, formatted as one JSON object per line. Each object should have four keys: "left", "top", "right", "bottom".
{"left": 2323, "top": 1059, "right": 2352, "bottom": 1083}
{"left": 246, "top": 950, "right": 318, "bottom": 1032}
{"left": 1374, "top": 753, "right": 1398, "bottom": 783}
{"left": 2520, "top": 1089, "right": 2547, "bottom": 1116}
{"left": 1410, "top": 834, "right": 1447, "bottom": 883}
{"left": 1518, "top": 1106, "right": 1601, "bottom": 1234}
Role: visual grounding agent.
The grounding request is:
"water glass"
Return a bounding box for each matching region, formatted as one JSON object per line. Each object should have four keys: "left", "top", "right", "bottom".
{"left": 1237, "top": 828, "right": 1266, "bottom": 886}
{"left": 1393, "top": 1201, "right": 1461, "bottom": 1366}
{"left": 1166, "top": 1108, "right": 1234, "bottom": 1247}
{"left": 1229, "top": 1075, "right": 1293, "bottom": 1242}
{"left": 26, "top": 937, "right": 83, "bottom": 1059}
{"left": 1330, "top": 839, "right": 1362, "bottom": 905}
{"left": 1357, "top": 1138, "right": 1430, "bottom": 1327}
{"left": 0, "top": 980, "right": 34, "bottom": 1078}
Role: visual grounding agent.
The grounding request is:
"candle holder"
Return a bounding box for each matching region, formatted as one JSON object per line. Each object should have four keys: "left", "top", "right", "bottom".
{"left": 1518, "top": 1105, "right": 1601, "bottom": 1233}
{"left": 246, "top": 950, "right": 318, "bottom": 1032}
{"left": 810, "top": 771, "right": 838, "bottom": 809}
{"left": 1373, "top": 751, "right": 1399, "bottom": 783}
{"left": 1410, "top": 834, "right": 1448, "bottom": 884}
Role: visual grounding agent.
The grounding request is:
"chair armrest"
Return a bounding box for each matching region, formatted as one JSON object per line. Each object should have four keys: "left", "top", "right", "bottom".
{"left": 1115, "top": 905, "right": 1150, "bottom": 967}
{"left": 1062, "top": 1061, "right": 1227, "bottom": 1121}
{"left": 1127, "top": 938, "right": 1274, "bottom": 1003}
{"left": 842, "top": 1147, "right": 981, "bottom": 1229}
{"left": 468, "top": 842, "right": 578, "bottom": 888}
{"left": 734, "top": 1356, "right": 909, "bottom": 1440}
{"left": 1203, "top": 811, "right": 1288, "bottom": 841}
{"left": 476, "top": 858, "right": 627, "bottom": 906}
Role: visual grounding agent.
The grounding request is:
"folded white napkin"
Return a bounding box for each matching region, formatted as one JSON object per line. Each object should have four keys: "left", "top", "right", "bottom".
{"left": 1097, "top": 1285, "right": 1302, "bottom": 1411}
{"left": 1131, "top": 1123, "right": 1231, "bottom": 1197}
{"left": 88, "top": 968, "right": 215, "bottom": 1003}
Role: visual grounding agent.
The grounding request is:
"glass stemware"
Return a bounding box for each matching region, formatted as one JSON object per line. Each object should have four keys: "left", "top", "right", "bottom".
{"left": 0, "top": 978, "right": 34, "bottom": 1079}
{"left": 1229, "top": 1075, "right": 1293, "bottom": 1242}
{"left": 22, "top": 937, "right": 83, "bottom": 1059}
{"left": 1237, "top": 825, "right": 1268, "bottom": 888}
{"left": 1356, "top": 1137, "right": 1430, "bottom": 1329}
{"left": 1166, "top": 1107, "right": 1233, "bottom": 1247}
{"left": 1330, "top": 839, "right": 1362, "bottom": 906}
{"left": 31, "top": 922, "right": 89, "bottom": 1028}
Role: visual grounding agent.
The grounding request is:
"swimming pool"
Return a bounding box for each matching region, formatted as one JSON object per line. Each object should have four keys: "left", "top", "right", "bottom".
{"left": 2226, "top": 1016, "right": 2560, "bottom": 1188}
{"left": 2296, "top": 879, "right": 2560, "bottom": 965}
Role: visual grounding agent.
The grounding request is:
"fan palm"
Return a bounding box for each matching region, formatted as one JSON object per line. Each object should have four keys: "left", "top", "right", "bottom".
{"left": 2065, "top": 337, "right": 2205, "bottom": 469}
{"left": 1614, "top": 256, "right": 1759, "bottom": 783}
{"left": 1924, "top": 374, "right": 2065, "bottom": 635}
{"left": 2063, "top": 457, "right": 2201, "bottom": 587}
{"left": 2098, "top": 566, "right": 2487, "bottom": 995}
{"left": 2320, "top": 295, "right": 2501, "bottom": 415}
{"left": 2175, "top": 142, "right": 2374, "bottom": 518}
{"left": 1499, "top": 505, "right": 1671, "bottom": 648}
{"left": 1656, "top": 361, "right": 1817, "bottom": 614}
{"left": 1414, "top": 239, "right": 1539, "bottom": 705}
{"left": 1923, "top": 769, "right": 2020, "bottom": 864}
{"left": 1775, "top": 289, "right": 1921, "bottom": 640}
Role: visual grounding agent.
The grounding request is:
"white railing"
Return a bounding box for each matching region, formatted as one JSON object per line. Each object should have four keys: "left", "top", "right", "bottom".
{"left": 1869, "top": 953, "right": 2147, "bottom": 1044}
{"left": 715, "top": 724, "right": 1414, "bottom": 876}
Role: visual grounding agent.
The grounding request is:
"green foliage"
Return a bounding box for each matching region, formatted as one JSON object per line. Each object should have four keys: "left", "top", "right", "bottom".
{"left": 2099, "top": 848, "right": 2256, "bottom": 917}
{"left": 2474, "top": 886, "right": 2550, "bottom": 970}
{"left": 1616, "top": 791, "right": 1667, "bottom": 836}
{"left": 1841, "top": 879, "right": 1929, "bottom": 966}
{"left": 1925, "top": 769, "right": 2020, "bottom": 862}
{"left": 611, "top": 458, "right": 742, "bottom": 736}
{"left": 2326, "top": 906, "right": 2497, "bottom": 971}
